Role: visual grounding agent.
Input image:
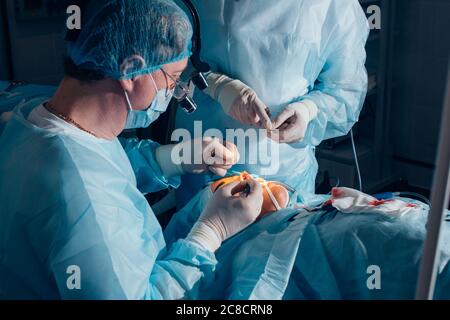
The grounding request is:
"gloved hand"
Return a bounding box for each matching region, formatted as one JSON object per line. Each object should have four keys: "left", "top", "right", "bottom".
{"left": 186, "top": 177, "right": 264, "bottom": 252}
{"left": 267, "top": 100, "right": 318, "bottom": 144}
{"left": 205, "top": 72, "right": 273, "bottom": 130}
{"left": 155, "top": 137, "right": 240, "bottom": 178}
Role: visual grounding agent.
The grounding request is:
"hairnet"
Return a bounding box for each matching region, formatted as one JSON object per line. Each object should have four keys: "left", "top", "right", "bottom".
{"left": 67, "top": 0, "right": 193, "bottom": 80}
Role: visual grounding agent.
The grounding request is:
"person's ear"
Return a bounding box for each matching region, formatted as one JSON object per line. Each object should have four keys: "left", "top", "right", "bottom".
{"left": 119, "top": 54, "right": 146, "bottom": 92}
{"left": 119, "top": 78, "right": 134, "bottom": 93}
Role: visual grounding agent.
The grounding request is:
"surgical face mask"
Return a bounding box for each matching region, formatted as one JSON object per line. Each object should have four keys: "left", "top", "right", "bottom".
{"left": 124, "top": 74, "right": 174, "bottom": 129}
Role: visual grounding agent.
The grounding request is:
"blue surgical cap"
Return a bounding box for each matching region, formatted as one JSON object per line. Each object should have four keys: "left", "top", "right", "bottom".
{"left": 68, "top": 0, "right": 193, "bottom": 80}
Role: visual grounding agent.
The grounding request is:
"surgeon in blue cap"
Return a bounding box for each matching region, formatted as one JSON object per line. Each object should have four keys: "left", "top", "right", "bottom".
{"left": 175, "top": 0, "right": 370, "bottom": 207}
{"left": 0, "top": 0, "right": 263, "bottom": 300}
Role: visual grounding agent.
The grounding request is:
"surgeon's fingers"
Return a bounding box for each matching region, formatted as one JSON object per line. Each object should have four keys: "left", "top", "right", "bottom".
{"left": 209, "top": 166, "right": 228, "bottom": 177}
{"left": 229, "top": 106, "right": 245, "bottom": 125}
{"left": 228, "top": 180, "right": 247, "bottom": 195}
{"left": 220, "top": 181, "right": 243, "bottom": 196}
{"left": 273, "top": 108, "right": 296, "bottom": 129}
{"left": 205, "top": 139, "right": 237, "bottom": 176}
{"left": 245, "top": 178, "right": 263, "bottom": 196}
{"left": 205, "top": 140, "right": 239, "bottom": 166}
{"left": 223, "top": 140, "right": 240, "bottom": 164}
{"left": 229, "top": 178, "right": 259, "bottom": 197}
{"left": 277, "top": 122, "right": 301, "bottom": 143}
{"left": 253, "top": 99, "right": 273, "bottom": 130}
{"left": 247, "top": 107, "right": 260, "bottom": 126}
{"left": 202, "top": 138, "right": 227, "bottom": 163}
{"left": 266, "top": 128, "right": 281, "bottom": 143}
{"left": 240, "top": 178, "right": 264, "bottom": 212}
{"left": 208, "top": 163, "right": 233, "bottom": 176}
{"left": 230, "top": 104, "right": 250, "bottom": 126}
{"left": 240, "top": 105, "right": 259, "bottom": 127}
{"left": 256, "top": 108, "right": 272, "bottom": 129}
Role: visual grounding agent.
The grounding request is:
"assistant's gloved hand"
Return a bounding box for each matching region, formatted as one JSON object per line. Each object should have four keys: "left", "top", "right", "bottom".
{"left": 267, "top": 100, "right": 318, "bottom": 144}
{"left": 186, "top": 177, "right": 264, "bottom": 252}
{"left": 156, "top": 137, "right": 240, "bottom": 178}
{"left": 205, "top": 72, "right": 273, "bottom": 130}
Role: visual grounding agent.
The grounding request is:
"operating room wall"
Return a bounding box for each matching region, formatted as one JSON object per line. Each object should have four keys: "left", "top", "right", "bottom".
{"left": 0, "top": 2, "right": 10, "bottom": 80}
{"left": 390, "top": 0, "right": 450, "bottom": 191}
{"left": 3, "top": 0, "right": 66, "bottom": 85}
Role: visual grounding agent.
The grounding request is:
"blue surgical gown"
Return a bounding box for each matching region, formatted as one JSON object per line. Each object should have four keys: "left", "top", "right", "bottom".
{"left": 0, "top": 99, "right": 216, "bottom": 300}
{"left": 175, "top": 0, "right": 370, "bottom": 207}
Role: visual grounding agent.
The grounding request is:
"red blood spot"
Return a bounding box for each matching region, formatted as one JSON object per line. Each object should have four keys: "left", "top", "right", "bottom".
{"left": 332, "top": 188, "right": 344, "bottom": 198}
{"left": 322, "top": 199, "right": 334, "bottom": 207}
{"left": 240, "top": 172, "right": 250, "bottom": 181}
{"left": 369, "top": 199, "right": 394, "bottom": 206}
{"left": 406, "top": 203, "right": 417, "bottom": 208}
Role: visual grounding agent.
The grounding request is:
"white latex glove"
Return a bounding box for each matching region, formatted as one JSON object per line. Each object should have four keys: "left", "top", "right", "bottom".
{"left": 267, "top": 100, "right": 318, "bottom": 144}
{"left": 155, "top": 137, "right": 240, "bottom": 178}
{"left": 186, "top": 177, "right": 264, "bottom": 252}
{"left": 205, "top": 72, "right": 273, "bottom": 130}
